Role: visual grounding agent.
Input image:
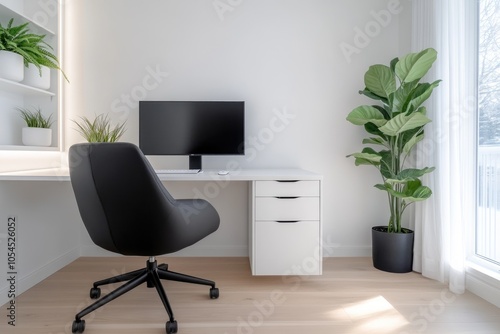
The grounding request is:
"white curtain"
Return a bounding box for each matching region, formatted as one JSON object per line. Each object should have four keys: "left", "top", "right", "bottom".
{"left": 411, "top": 0, "right": 477, "bottom": 294}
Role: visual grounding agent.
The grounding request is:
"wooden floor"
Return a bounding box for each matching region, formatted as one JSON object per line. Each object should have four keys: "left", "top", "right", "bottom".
{"left": 1, "top": 257, "right": 500, "bottom": 334}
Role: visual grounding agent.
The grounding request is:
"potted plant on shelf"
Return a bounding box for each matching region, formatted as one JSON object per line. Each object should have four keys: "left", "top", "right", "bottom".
{"left": 73, "top": 114, "right": 126, "bottom": 143}
{"left": 0, "top": 18, "right": 27, "bottom": 81}
{"left": 0, "top": 18, "right": 68, "bottom": 88}
{"left": 18, "top": 106, "right": 54, "bottom": 147}
{"left": 346, "top": 48, "right": 440, "bottom": 273}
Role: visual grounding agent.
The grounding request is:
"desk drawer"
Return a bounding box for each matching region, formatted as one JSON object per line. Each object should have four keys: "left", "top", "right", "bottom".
{"left": 255, "top": 180, "right": 319, "bottom": 197}
{"left": 255, "top": 197, "right": 319, "bottom": 221}
{"left": 254, "top": 220, "right": 320, "bottom": 275}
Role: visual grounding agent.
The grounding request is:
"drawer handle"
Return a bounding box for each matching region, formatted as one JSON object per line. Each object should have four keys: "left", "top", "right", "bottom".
{"left": 276, "top": 220, "right": 299, "bottom": 223}
{"left": 275, "top": 196, "right": 299, "bottom": 199}
{"left": 276, "top": 180, "right": 299, "bottom": 183}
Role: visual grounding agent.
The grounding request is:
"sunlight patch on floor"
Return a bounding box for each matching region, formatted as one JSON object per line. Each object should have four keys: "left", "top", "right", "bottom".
{"left": 343, "top": 296, "right": 395, "bottom": 318}
{"left": 341, "top": 295, "right": 409, "bottom": 332}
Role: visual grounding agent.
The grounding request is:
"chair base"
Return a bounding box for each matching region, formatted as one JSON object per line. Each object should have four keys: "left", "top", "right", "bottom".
{"left": 71, "top": 257, "right": 219, "bottom": 333}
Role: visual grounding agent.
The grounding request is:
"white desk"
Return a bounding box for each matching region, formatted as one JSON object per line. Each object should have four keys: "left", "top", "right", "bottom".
{"left": 0, "top": 168, "right": 319, "bottom": 182}
{"left": 0, "top": 168, "right": 323, "bottom": 275}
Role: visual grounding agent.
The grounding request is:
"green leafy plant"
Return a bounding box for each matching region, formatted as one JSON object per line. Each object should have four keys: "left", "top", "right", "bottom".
{"left": 346, "top": 48, "right": 440, "bottom": 233}
{"left": 18, "top": 106, "right": 53, "bottom": 128}
{"left": 0, "top": 18, "right": 68, "bottom": 81}
{"left": 73, "top": 114, "right": 126, "bottom": 143}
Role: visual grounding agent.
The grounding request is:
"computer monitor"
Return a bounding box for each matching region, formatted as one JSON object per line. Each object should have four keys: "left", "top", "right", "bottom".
{"left": 139, "top": 101, "right": 245, "bottom": 170}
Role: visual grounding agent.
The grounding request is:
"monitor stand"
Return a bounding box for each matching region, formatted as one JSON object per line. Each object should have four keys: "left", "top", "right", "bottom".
{"left": 189, "top": 155, "right": 202, "bottom": 170}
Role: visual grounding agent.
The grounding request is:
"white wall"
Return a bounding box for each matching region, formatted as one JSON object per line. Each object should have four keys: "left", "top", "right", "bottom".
{"left": 62, "top": 0, "right": 413, "bottom": 256}
{"left": 0, "top": 181, "right": 80, "bottom": 306}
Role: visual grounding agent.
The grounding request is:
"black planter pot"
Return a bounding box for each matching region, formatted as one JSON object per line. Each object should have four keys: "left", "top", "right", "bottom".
{"left": 372, "top": 226, "right": 414, "bottom": 273}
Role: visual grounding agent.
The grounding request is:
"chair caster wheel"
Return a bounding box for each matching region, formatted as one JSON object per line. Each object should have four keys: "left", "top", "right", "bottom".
{"left": 89, "top": 287, "right": 101, "bottom": 299}
{"left": 166, "top": 320, "right": 178, "bottom": 333}
{"left": 210, "top": 287, "right": 219, "bottom": 299}
{"left": 72, "top": 319, "right": 85, "bottom": 333}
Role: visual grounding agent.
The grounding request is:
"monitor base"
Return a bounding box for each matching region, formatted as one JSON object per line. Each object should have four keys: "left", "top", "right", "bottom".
{"left": 189, "top": 155, "right": 202, "bottom": 170}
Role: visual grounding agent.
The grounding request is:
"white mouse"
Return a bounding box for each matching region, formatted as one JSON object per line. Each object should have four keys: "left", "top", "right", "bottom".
{"left": 218, "top": 170, "right": 229, "bottom": 175}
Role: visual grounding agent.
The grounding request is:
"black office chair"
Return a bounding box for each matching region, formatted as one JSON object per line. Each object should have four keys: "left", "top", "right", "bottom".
{"left": 68, "top": 142, "right": 220, "bottom": 334}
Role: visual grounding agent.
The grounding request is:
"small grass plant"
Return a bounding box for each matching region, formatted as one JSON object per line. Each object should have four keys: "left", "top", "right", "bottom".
{"left": 18, "top": 106, "right": 53, "bottom": 128}
{"left": 73, "top": 114, "right": 126, "bottom": 142}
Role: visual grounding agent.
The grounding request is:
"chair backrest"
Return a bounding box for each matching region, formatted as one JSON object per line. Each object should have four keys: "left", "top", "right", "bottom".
{"left": 68, "top": 142, "right": 220, "bottom": 256}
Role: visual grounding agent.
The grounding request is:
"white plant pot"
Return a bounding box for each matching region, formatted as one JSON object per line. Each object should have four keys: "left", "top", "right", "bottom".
{"left": 22, "top": 64, "right": 51, "bottom": 90}
{"left": 22, "top": 127, "right": 52, "bottom": 147}
{"left": 0, "top": 51, "right": 24, "bottom": 82}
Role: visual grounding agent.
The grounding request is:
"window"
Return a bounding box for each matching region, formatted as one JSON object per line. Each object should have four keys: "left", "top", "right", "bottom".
{"left": 477, "top": 0, "right": 500, "bottom": 266}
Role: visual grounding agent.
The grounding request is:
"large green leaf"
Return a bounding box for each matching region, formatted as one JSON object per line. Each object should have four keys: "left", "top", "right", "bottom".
{"left": 379, "top": 150, "right": 393, "bottom": 179}
{"left": 389, "top": 79, "right": 419, "bottom": 115}
{"left": 359, "top": 88, "right": 388, "bottom": 104}
{"left": 372, "top": 105, "right": 390, "bottom": 120}
{"left": 403, "top": 167, "right": 435, "bottom": 178}
{"left": 347, "top": 147, "right": 382, "bottom": 166}
{"left": 379, "top": 111, "right": 431, "bottom": 136}
{"left": 385, "top": 167, "right": 435, "bottom": 184}
{"left": 406, "top": 186, "right": 432, "bottom": 202}
{"left": 409, "top": 80, "right": 441, "bottom": 111}
{"left": 395, "top": 48, "right": 437, "bottom": 83}
{"left": 402, "top": 180, "right": 432, "bottom": 202}
{"left": 362, "top": 137, "right": 388, "bottom": 147}
{"left": 389, "top": 57, "right": 399, "bottom": 72}
{"left": 347, "top": 152, "right": 382, "bottom": 166}
{"left": 402, "top": 131, "right": 424, "bottom": 154}
{"left": 382, "top": 179, "right": 432, "bottom": 201}
{"left": 364, "top": 64, "right": 396, "bottom": 98}
{"left": 346, "top": 105, "right": 387, "bottom": 127}
{"left": 374, "top": 183, "right": 388, "bottom": 191}
{"left": 364, "top": 122, "right": 386, "bottom": 138}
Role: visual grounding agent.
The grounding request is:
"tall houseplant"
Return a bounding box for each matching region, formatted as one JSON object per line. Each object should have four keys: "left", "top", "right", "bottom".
{"left": 346, "top": 48, "right": 440, "bottom": 272}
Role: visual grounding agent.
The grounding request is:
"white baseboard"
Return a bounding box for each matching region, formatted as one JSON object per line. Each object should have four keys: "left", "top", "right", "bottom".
{"left": 80, "top": 243, "right": 371, "bottom": 258}
{"left": 79, "top": 245, "right": 120, "bottom": 257}
{"left": 0, "top": 247, "right": 80, "bottom": 306}
{"left": 323, "top": 244, "right": 371, "bottom": 257}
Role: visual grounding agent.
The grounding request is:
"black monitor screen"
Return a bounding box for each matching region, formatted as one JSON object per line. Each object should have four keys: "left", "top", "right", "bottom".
{"left": 139, "top": 101, "right": 245, "bottom": 156}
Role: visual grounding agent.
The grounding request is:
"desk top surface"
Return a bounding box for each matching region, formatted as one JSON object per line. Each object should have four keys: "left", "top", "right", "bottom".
{"left": 0, "top": 168, "right": 322, "bottom": 182}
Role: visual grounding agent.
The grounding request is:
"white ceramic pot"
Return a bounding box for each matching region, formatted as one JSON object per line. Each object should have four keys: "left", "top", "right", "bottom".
{"left": 0, "top": 51, "right": 24, "bottom": 82}
{"left": 22, "top": 64, "right": 51, "bottom": 89}
{"left": 22, "top": 127, "right": 52, "bottom": 147}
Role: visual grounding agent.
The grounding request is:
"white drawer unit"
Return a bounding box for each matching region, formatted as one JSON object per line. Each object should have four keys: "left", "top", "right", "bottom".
{"left": 250, "top": 180, "right": 322, "bottom": 275}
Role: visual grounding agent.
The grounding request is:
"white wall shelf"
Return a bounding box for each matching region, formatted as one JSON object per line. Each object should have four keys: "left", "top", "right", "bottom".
{"left": 0, "top": 144, "right": 58, "bottom": 151}
{"left": 0, "top": 3, "right": 55, "bottom": 36}
{"left": 0, "top": 78, "right": 56, "bottom": 97}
